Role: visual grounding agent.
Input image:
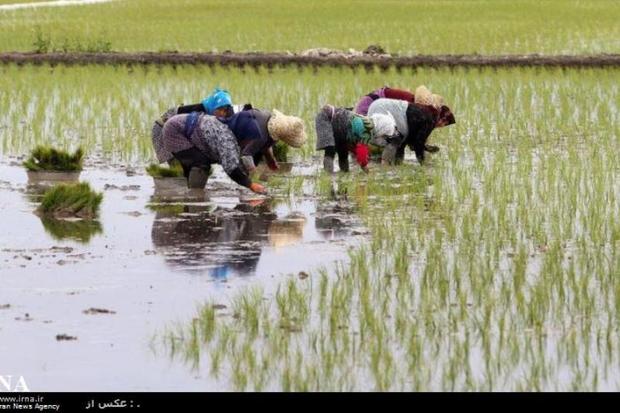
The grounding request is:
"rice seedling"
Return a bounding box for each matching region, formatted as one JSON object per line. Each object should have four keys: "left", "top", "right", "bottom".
{"left": 37, "top": 182, "right": 103, "bottom": 219}
{"left": 145, "top": 161, "right": 184, "bottom": 178}
{"left": 23, "top": 145, "right": 83, "bottom": 171}
{"left": 272, "top": 141, "right": 289, "bottom": 163}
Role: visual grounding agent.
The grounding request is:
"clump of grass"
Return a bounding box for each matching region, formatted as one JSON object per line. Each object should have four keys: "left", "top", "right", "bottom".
{"left": 273, "top": 141, "right": 289, "bottom": 163}
{"left": 37, "top": 182, "right": 103, "bottom": 219}
{"left": 23, "top": 146, "right": 84, "bottom": 172}
{"left": 146, "top": 162, "right": 184, "bottom": 178}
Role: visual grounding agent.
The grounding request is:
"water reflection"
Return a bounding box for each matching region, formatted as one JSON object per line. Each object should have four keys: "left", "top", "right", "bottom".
{"left": 315, "top": 200, "right": 361, "bottom": 240}
{"left": 25, "top": 183, "right": 103, "bottom": 243}
{"left": 150, "top": 200, "right": 306, "bottom": 278}
{"left": 39, "top": 217, "right": 102, "bottom": 243}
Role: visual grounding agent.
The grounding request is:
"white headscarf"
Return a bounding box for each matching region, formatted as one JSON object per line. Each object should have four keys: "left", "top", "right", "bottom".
{"left": 370, "top": 113, "right": 396, "bottom": 138}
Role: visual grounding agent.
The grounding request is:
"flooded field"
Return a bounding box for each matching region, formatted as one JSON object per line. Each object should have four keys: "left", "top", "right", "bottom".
{"left": 1, "top": 64, "right": 619, "bottom": 391}
{"left": 0, "top": 158, "right": 365, "bottom": 390}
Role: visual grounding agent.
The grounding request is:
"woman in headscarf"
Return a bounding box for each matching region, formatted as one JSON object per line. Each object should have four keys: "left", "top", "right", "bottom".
{"left": 161, "top": 111, "right": 266, "bottom": 194}
{"left": 218, "top": 107, "right": 306, "bottom": 173}
{"left": 315, "top": 105, "right": 397, "bottom": 173}
{"left": 354, "top": 86, "right": 416, "bottom": 116}
{"left": 152, "top": 88, "right": 243, "bottom": 164}
{"left": 367, "top": 85, "right": 455, "bottom": 165}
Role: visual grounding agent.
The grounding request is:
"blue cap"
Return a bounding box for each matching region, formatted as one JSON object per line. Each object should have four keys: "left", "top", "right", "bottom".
{"left": 202, "top": 88, "right": 232, "bottom": 115}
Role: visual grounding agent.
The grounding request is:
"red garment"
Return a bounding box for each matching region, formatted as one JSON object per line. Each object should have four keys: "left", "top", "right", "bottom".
{"left": 384, "top": 88, "right": 415, "bottom": 103}
{"left": 351, "top": 143, "right": 370, "bottom": 168}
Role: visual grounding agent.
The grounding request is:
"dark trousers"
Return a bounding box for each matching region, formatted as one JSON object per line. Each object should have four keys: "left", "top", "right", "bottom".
{"left": 172, "top": 147, "right": 212, "bottom": 178}
{"left": 324, "top": 143, "right": 350, "bottom": 172}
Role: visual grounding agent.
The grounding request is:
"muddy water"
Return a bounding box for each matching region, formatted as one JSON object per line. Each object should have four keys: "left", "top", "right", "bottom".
{"left": 0, "top": 158, "right": 365, "bottom": 391}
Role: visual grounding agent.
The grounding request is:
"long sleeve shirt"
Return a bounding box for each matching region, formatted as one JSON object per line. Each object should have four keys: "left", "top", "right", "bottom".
{"left": 367, "top": 98, "right": 410, "bottom": 137}
{"left": 162, "top": 114, "right": 251, "bottom": 187}
{"left": 219, "top": 109, "right": 274, "bottom": 169}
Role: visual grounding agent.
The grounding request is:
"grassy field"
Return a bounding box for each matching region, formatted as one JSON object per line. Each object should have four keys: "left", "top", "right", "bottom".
{"left": 0, "top": 0, "right": 619, "bottom": 55}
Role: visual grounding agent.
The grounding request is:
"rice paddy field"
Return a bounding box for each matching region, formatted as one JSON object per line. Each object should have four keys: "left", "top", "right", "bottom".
{"left": 0, "top": 0, "right": 619, "bottom": 54}
{"left": 1, "top": 0, "right": 620, "bottom": 395}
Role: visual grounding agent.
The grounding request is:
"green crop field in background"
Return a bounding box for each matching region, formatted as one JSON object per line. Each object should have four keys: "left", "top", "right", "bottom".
{"left": 0, "top": 0, "right": 619, "bottom": 55}
{"left": 1, "top": 64, "right": 617, "bottom": 163}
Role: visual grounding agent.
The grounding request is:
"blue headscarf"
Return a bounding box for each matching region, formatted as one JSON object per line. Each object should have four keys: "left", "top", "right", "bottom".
{"left": 202, "top": 88, "right": 233, "bottom": 115}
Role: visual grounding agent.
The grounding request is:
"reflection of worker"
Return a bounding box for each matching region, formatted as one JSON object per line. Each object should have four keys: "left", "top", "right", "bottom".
{"left": 268, "top": 213, "right": 306, "bottom": 249}
{"left": 150, "top": 202, "right": 276, "bottom": 277}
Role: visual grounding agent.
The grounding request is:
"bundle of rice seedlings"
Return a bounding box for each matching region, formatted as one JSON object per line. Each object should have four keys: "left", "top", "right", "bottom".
{"left": 273, "top": 141, "right": 289, "bottom": 162}
{"left": 37, "top": 182, "right": 103, "bottom": 219}
{"left": 146, "top": 161, "right": 185, "bottom": 178}
{"left": 23, "top": 146, "right": 84, "bottom": 172}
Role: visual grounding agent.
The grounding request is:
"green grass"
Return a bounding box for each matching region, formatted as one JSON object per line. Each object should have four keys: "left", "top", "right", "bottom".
{"left": 146, "top": 161, "right": 184, "bottom": 178}
{"left": 23, "top": 145, "right": 83, "bottom": 171}
{"left": 37, "top": 182, "right": 103, "bottom": 219}
{"left": 0, "top": 0, "right": 618, "bottom": 55}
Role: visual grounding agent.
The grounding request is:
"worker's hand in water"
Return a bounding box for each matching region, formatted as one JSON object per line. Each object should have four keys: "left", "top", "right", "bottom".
{"left": 267, "top": 159, "right": 280, "bottom": 171}
{"left": 249, "top": 182, "right": 267, "bottom": 194}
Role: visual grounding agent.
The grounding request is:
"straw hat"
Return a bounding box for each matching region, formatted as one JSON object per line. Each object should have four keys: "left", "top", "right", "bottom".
{"left": 267, "top": 110, "right": 307, "bottom": 148}
{"left": 415, "top": 85, "right": 445, "bottom": 109}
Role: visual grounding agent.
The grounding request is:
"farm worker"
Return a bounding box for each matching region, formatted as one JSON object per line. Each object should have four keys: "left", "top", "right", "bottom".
{"left": 367, "top": 85, "right": 455, "bottom": 165}
{"left": 218, "top": 107, "right": 306, "bottom": 173}
{"left": 161, "top": 112, "right": 266, "bottom": 194}
{"left": 354, "top": 86, "right": 416, "bottom": 116}
{"left": 315, "top": 105, "right": 397, "bottom": 173}
{"left": 152, "top": 88, "right": 241, "bottom": 164}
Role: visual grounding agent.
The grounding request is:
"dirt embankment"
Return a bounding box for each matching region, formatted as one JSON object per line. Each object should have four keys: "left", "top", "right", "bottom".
{"left": 1, "top": 51, "right": 619, "bottom": 68}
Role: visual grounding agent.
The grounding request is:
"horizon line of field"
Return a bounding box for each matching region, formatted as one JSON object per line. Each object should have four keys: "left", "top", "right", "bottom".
{"left": 2, "top": 52, "right": 620, "bottom": 68}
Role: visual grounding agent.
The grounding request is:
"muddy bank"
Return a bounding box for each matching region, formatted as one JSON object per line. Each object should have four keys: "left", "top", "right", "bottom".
{"left": 1, "top": 52, "right": 619, "bottom": 68}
